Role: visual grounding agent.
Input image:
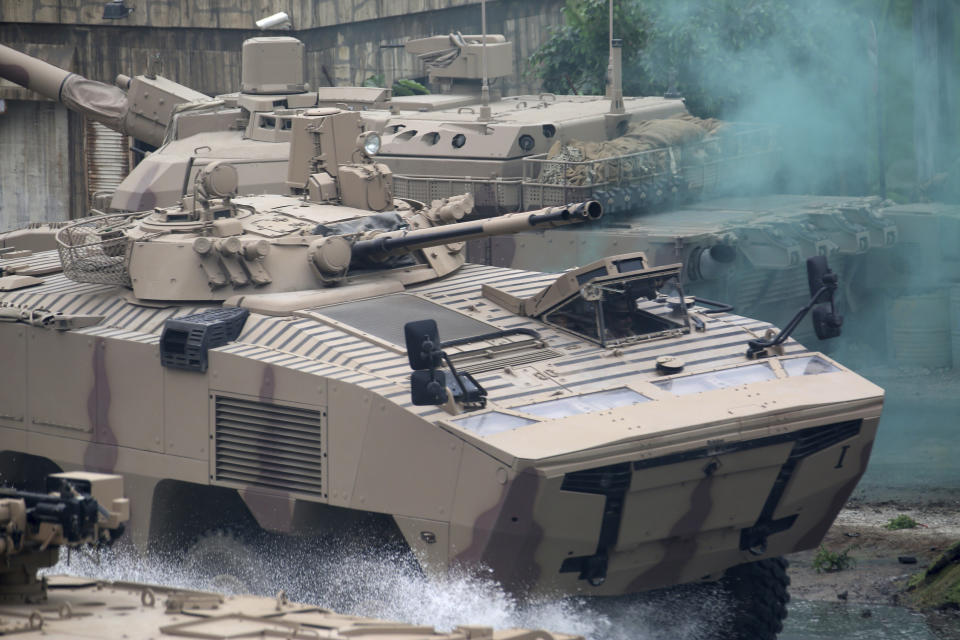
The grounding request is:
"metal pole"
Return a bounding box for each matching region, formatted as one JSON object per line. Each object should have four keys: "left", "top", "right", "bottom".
{"left": 480, "top": 0, "right": 491, "bottom": 122}
{"left": 606, "top": 0, "right": 614, "bottom": 98}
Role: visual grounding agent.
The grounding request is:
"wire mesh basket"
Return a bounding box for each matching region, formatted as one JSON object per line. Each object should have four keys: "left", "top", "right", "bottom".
{"left": 56, "top": 213, "right": 137, "bottom": 286}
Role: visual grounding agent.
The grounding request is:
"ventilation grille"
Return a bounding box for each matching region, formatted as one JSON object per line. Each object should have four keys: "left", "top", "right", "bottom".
{"left": 456, "top": 348, "right": 561, "bottom": 374}
{"left": 562, "top": 462, "right": 632, "bottom": 495}
{"left": 791, "top": 419, "right": 861, "bottom": 459}
{"left": 214, "top": 396, "right": 325, "bottom": 498}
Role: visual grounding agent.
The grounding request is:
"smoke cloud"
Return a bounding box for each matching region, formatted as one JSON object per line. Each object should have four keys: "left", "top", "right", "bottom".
{"left": 630, "top": 0, "right": 921, "bottom": 197}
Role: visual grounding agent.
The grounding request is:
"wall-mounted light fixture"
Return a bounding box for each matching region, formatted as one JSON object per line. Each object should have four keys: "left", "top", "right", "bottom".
{"left": 256, "top": 12, "right": 292, "bottom": 30}
{"left": 103, "top": 1, "right": 133, "bottom": 20}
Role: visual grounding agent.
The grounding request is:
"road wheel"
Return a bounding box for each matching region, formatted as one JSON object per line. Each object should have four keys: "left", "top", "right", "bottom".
{"left": 183, "top": 528, "right": 265, "bottom": 594}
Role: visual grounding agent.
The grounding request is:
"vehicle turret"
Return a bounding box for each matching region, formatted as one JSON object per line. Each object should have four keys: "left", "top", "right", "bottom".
{"left": 52, "top": 108, "right": 601, "bottom": 306}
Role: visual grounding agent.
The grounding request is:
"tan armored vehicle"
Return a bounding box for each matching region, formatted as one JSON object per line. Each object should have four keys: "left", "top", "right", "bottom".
{"left": 0, "top": 106, "right": 884, "bottom": 639}
{"left": 0, "top": 472, "right": 578, "bottom": 640}
{"left": 0, "top": 33, "right": 685, "bottom": 214}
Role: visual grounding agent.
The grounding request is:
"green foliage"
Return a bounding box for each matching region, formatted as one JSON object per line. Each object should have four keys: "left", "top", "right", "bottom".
{"left": 885, "top": 514, "right": 919, "bottom": 530}
{"left": 903, "top": 540, "right": 960, "bottom": 611}
{"left": 531, "top": 0, "right": 878, "bottom": 116}
{"left": 528, "top": 0, "right": 650, "bottom": 95}
{"left": 813, "top": 545, "right": 857, "bottom": 573}
{"left": 393, "top": 78, "right": 430, "bottom": 96}
{"left": 362, "top": 75, "right": 430, "bottom": 96}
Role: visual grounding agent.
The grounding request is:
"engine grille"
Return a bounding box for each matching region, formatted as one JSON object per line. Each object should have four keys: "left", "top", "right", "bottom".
{"left": 213, "top": 395, "right": 326, "bottom": 498}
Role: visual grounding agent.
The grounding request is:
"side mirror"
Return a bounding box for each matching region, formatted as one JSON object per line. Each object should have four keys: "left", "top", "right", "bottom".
{"left": 746, "top": 255, "right": 844, "bottom": 357}
{"left": 812, "top": 304, "right": 843, "bottom": 340}
{"left": 411, "top": 369, "right": 448, "bottom": 406}
{"left": 403, "top": 319, "right": 488, "bottom": 410}
{"left": 806, "top": 256, "right": 834, "bottom": 304}
{"left": 405, "top": 319, "right": 442, "bottom": 370}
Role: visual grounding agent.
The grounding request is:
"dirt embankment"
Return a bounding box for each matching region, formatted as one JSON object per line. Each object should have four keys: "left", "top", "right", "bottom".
{"left": 787, "top": 501, "right": 960, "bottom": 639}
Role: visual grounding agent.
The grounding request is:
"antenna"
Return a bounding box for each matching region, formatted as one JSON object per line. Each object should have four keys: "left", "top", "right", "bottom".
{"left": 479, "top": 0, "right": 491, "bottom": 122}
{"left": 609, "top": 39, "right": 624, "bottom": 115}
{"left": 605, "top": 0, "right": 613, "bottom": 98}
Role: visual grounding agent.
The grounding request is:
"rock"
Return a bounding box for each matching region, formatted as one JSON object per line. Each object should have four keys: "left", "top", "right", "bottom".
{"left": 837, "top": 590, "right": 849, "bottom": 601}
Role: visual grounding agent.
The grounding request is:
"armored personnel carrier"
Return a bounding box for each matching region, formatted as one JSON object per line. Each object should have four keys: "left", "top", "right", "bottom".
{"left": 0, "top": 472, "right": 579, "bottom": 640}
{"left": 0, "top": 105, "right": 884, "bottom": 640}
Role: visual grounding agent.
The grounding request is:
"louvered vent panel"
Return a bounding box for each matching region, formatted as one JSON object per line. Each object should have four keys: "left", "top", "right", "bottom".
{"left": 457, "top": 348, "right": 561, "bottom": 374}
{"left": 214, "top": 396, "right": 325, "bottom": 498}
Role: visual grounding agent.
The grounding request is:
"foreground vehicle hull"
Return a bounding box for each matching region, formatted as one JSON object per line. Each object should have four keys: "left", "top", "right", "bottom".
{"left": 0, "top": 250, "right": 882, "bottom": 598}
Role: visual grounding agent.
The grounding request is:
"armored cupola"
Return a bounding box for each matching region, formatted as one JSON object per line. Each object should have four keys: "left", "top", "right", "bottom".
{"left": 241, "top": 36, "right": 307, "bottom": 95}
{"left": 231, "top": 37, "right": 318, "bottom": 143}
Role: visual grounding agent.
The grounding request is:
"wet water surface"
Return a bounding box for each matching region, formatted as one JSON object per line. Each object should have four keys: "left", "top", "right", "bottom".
{"left": 781, "top": 600, "right": 938, "bottom": 640}
{"left": 49, "top": 542, "right": 941, "bottom": 640}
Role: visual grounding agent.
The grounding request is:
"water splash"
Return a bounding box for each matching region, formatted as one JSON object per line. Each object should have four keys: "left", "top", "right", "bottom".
{"left": 47, "top": 535, "right": 730, "bottom": 640}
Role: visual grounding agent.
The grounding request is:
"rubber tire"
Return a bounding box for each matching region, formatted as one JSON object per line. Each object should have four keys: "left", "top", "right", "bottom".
{"left": 183, "top": 528, "right": 265, "bottom": 594}
{"left": 718, "top": 556, "right": 791, "bottom": 640}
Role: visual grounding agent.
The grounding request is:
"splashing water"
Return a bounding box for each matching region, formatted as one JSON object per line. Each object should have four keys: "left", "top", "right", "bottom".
{"left": 46, "top": 534, "right": 730, "bottom": 640}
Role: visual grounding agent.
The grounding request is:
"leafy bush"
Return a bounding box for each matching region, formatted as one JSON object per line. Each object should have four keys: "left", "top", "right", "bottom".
{"left": 813, "top": 545, "right": 857, "bottom": 573}
{"left": 885, "top": 514, "right": 919, "bottom": 530}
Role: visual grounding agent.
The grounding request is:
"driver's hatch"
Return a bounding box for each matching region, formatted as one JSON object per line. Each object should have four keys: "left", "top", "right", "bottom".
{"left": 482, "top": 252, "right": 690, "bottom": 347}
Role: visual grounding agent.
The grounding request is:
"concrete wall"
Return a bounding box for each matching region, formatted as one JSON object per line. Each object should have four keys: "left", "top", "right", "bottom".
{"left": 0, "top": 1, "right": 562, "bottom": 97}
{"left": 0, "top": 1, "right": 491, "bottom": 31}
{"left": 0, "top": 101, "right": 71, "bottom": 231}
{"left": 0, "top": 0, "right": 564, "bottom": 227}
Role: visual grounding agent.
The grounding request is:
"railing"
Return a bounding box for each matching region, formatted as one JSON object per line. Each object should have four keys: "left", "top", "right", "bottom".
{"left": 521, "top": 124, "right": 778, "bottom": 213}
{"left": 390, "top": 124, "right": 778, "bottom": 216}
{"left": 56, "top": 213, "right": 137, "bottom": 286}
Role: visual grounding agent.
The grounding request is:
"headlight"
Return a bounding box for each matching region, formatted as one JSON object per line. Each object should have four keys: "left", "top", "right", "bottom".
{"left": 451, "top": 411, "right": 536, "bottom": 436}
{"left": 358, "top": 131, "right": 381, "bottom": 156}
{"left": 782, "top": 355, "right": 840, "bottom": 377}
{"left": 652, "top": 363, "right": 776, "bottom": 395}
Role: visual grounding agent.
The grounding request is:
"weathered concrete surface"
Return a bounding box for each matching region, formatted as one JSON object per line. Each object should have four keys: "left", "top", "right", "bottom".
{"left": 0, "top": 1, "right": 563, "bottom": 94}
{"left": 1, "top": 0, "right": 492, "bottom": 31}
{"left": 0, "top": 100, "right": 72, "bottom": 231}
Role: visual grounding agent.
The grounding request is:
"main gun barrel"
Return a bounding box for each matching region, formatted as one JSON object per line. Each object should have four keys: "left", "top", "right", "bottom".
{"left": 0, "top": 43, "right": 209, "bottom": 147}
{"left": 352, "top": 201, "right": 603, "bottom": 259}
{"left": 0, "top": 43, "right": 75, "bottom": 99}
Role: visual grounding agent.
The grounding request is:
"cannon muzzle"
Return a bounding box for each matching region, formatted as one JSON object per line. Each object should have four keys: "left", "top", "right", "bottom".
{"left": 0, "top": 43, "right": 209, "bottom": 147}
{"left": 351, "top": 201, "right": 602, "bottom": 259}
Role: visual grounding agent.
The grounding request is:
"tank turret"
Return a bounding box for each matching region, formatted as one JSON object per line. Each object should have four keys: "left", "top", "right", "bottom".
{"left": 52, "top": 108, "right": 601, "bottom": 306}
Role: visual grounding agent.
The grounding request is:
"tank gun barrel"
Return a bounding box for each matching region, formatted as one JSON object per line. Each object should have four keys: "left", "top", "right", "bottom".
{"left": 0, "top": 43, "right": 210, "bottom": 147}
{"left": 352, "top": 200, "right": 602, "bottom": 259}
{"left": 0, "top": 43, "right": 74, "bottom": 99}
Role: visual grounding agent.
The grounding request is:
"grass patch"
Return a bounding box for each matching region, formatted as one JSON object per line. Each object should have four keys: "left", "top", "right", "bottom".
{"left": 885, "top": 514, "right": 919, "bottom": 530}
{"left": 813, "top": 545, "right": 857, "bottom": 573}
{"left": 903, "top": 541, "right": 960, "bottom": 611}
